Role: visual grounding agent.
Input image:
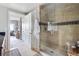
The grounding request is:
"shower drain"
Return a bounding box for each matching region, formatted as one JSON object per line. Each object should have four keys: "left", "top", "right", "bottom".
{"left": 50, "top": 51, "right": 53, "bottom": 53}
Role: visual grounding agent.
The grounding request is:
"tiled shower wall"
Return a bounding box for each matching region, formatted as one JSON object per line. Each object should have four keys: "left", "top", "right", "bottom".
{"left": 40, "top": 3, "right": 79, "bottom": 55}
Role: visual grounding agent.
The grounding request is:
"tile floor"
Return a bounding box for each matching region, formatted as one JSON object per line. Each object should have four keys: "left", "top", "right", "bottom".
{"left": 10, "top": 36, "right": 36, "bottom": 56}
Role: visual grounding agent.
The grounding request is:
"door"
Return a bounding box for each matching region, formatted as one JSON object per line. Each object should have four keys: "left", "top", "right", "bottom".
{"left": 22, "top": 13, "right": 32, "bottom": 48}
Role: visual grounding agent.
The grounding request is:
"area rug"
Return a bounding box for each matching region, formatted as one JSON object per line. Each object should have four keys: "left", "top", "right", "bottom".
{"left": 4, "top": 48, "right": 21, "bottom": 56}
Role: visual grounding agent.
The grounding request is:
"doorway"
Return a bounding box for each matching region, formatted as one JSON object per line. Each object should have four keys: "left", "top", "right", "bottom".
{"left": 8, "top": 11, "right": 34, "bottom": 55}
{"left": 8, "top": 11, "right": 22, "bottom": 49}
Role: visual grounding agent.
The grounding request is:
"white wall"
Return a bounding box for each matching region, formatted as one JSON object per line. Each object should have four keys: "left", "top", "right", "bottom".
{"left": 0, "top": 5, "right": 9, "bottom": 52}
{"left": 0, "top": 5, "right": 8, "bottom": 32}
{"left": 8, "top": 11, "right": 24, "bottom": 21}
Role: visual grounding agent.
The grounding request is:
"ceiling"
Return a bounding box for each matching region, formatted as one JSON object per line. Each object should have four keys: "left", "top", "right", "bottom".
{"left": 0, "top": 3, "right": 44, "bottom": 13}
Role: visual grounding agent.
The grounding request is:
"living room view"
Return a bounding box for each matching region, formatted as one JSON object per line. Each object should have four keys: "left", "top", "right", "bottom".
{"left": 0, "top": 3, "right": 79, "bottom": 56}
